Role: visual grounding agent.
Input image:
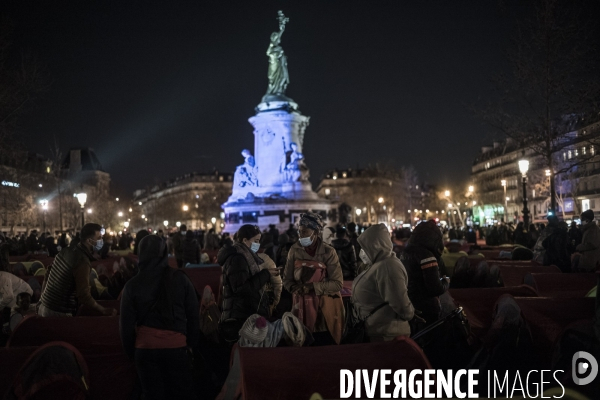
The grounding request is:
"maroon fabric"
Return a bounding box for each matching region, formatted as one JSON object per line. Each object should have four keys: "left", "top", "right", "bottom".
{"left": 7, "top": 341, "right": 89, "bottom": 400}
{"left": 0, "top": 345, "right": 135, "bottom": 400}
{"left": 515, "top": 297, "right": 596, "bottom": 366}
{"left": 341, "top": 280, "right": 352, "bottom": 297}
{"left": 182, "top": 266, "right": 222, "bottom": 301}
{"left": 8, "top": 316, "right": 121, "bottom": 349}
{"left": 76, "top": 300, "right": 121, "bottom": 316}
{"left": 449, "top": 286, "right": 538, "bottom": 339}
{"left": 218, "top": 337, "right": 432, "bottom": 400}
{"left": 497, "top": 265, "right": 561, "bottom": 287}
{"left": 524, "top": 273, "right": 597, "bottom": 297}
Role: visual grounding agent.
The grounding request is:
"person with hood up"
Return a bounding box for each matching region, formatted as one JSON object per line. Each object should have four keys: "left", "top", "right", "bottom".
{"left": 351, "top": 224, "right": 414, "bottom": 341}
{"left": 331, "top": 226, "right": 357, "bottom": 280}
{"left": 573, "top": 209, "right": 600, "bottom": 272}
{"left": 283, "top": 212, "right": 344, "bottom": 345}
{"left": 119, "top": 234, "right": 199, "bottom": 400}
{"left": 400, "top": 220, "right": 449, "bottom": 325}
{"left": 218, "top": 225, "right": 279, "bottom": 343}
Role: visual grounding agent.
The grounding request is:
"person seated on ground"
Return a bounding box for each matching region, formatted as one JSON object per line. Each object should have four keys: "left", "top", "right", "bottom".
{"left": 38, "top": 223, "right": 117, "bottom": 317}
{"left": 0, "top": 268, "right": 33, "bottom": 323}
{"left": 573, "top": 209, "right": 600, "bottom": 272}
{"left": 120, "top": 234, "right": 199, "bottom": 400}
{"left": 401, "top": 220, "right": 450, "bottom": 325}
{"left": 542, "top": 216, "right": 570, "bottom": 272}
{"left": 283, "top": 213, "right": 344, "bottom": 345}
{"left": 9, "top": 292, "right": 36, "bottom": 332}
{"left": 257, "top": 252, "right": 283, "bottom": 316}
{"left": 331, "top": 226, "right": 357, "bottom": 280}
{"left": 351, "top": 224, "right": 414, "bottom": 341}
{"left": 218, "top": 225, "right": 279, "bottom": 343}
{"left": 181, "top": 230, "right": 200, "bottom": 266}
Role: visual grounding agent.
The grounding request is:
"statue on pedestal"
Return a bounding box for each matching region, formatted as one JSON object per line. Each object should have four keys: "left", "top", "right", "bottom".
{"left": 234, "top": 149, "right": 258, "bottom": 188}
{"left": 266, "top": 11, "right": 290, "bottom": 96}
{"left": 281, "top": 142, "right": 309, "bottom": 182}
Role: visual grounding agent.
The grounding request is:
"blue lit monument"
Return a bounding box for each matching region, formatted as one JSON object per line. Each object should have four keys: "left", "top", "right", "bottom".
{"left": 223, "top": 11, "right": 332, "bottom": 232}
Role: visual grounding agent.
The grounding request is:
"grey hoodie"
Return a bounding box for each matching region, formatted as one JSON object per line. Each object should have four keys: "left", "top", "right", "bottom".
{"left": 351, "top": 224, "right": 415, "bottom": 340}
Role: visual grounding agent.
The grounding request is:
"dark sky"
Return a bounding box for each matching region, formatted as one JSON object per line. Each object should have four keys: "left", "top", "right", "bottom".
{"left": 3, "top": 1, "right": 513, "bottom": 195}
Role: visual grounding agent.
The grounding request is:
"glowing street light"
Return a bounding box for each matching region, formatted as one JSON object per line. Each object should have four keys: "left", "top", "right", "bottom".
{"left": 518, "top": 158, "right": 531, "bottom": 227}
{"left": 444, "top": 190, "right": 450, "bottom": 197}
{"left": 138, "top": 202, "right": 142, "bottom": 205}
{"left": 211, "top": 217, "right": 217, "bottom": 224}
{"left": 355, "top": 208, "right": 362, "bottom": 216}
{"left": 118, "top": 212, "right": 123, "bottom": 217}
{"left": 124, "top": 221, "right": 129, "bottom": 228}
{"left": 76, "top": 193, "right": 87, "bottom": 228}
{"left": 163, "top": 220, "right": 168, "bottom": 227}
{"left": 378, "top": 197, "right": 384, "bottom": 204}
{"left": 468, "top": 185, "right": 474, "bottom": 193}
{"left": 176, "top": 221, "right": 181, "bottom": 228}
{"left": 545, "top": 169, "right": 551, "bottom": 177}
{"left": 128, "top": 208, "right": 132, "bottom": 212}
{"left": 182, "top": 205, "right": 189, "bottom": 211}
{"left": 87, "top": 208, "right": 92, "bottom": 214}
{"left": 141, "top": 214, "right": 145, "bottom": 219}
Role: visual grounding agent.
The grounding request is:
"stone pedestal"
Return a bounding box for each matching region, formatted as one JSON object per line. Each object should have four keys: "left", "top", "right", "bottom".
{"left": 223, "top": 96, "right": 331, "bottom": 232}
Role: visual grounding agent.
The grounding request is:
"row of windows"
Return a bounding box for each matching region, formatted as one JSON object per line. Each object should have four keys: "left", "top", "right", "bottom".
{"left": 563, "top": 146, "right": 596, "bottom": 161}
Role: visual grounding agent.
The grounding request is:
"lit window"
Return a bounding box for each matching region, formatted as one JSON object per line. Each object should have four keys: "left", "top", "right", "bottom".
{"left": 583, "top": 147, "right": 587, "bottom": 155}
{"left": 568, "top": 151, "right": 572, "bottom": 159}
{"left": 342, "top": 172, "right": 347, "bottom": 178}
{"left": 575, "top": 149, "right": 579, "bottom": 157}
{"left": 325, "top": 189, "right": 331, "bottom": 195}
{"left": 563, "top": 152, "right": 567, "bottom": 160}
{"left": 582, "top": 199, "right": 590, "bottom": 211}
{"left": 592, "top": 146, "right": 596, "bottom": 155}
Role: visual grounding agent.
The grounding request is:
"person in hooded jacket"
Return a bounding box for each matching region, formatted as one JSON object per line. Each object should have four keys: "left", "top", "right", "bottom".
{"left": 120, "top": 234, "right": 199, "bottom": 400}
{"left": 351, "top": 224, "right": 414, "bottom": 341}
{"left": 401, "top": 220, "right": 449, "bottom": 325}
{"left": 218, "top": 225, "right": 279, "bottom": 342}
{"left": 331, "top": 226, "right": 357, "bottom": 280}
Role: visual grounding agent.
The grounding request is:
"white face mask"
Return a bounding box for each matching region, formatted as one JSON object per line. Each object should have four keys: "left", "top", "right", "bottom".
{"left": 94, "top": 239, "right": 103, "bottom": 251}
{"left": 181, "top": 231, "right": 187, "bottom": 235}
{"left": 299, "top": 234, "right": 313, "bottom": 247}
{"left": 250, "top": 242, "right": 260, "bottom": 253}
{"left": 359, "top": 249, "right": 371, "bottom": 265}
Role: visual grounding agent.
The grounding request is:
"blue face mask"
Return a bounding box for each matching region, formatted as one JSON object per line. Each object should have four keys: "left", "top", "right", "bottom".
{"left": 250, "top": 242, "right": 261, "bottom": 253}
{"left": 299, "top": 235, "right": 313, "bottom": 247}
{"left": 94, "top": 239, "right": 103, "bottom": 251}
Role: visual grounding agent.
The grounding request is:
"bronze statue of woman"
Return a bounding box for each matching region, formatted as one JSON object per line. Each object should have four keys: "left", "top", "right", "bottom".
{"left": 266, "top": 11, "right": 290, "bottom": 96}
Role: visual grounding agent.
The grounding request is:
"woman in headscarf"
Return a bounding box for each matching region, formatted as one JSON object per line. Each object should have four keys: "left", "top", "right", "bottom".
{"left": 218, "top": 224, "right": 280, "bottom": 343}
{"left": 119, "top": 235, "right": 199, "bottom": 400}
{"left": 283, "top": 212, "right": 344, "bottom": 345}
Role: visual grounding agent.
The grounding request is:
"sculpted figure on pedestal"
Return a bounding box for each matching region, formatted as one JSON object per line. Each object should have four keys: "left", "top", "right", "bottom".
{"left": 281, "top": 142, "right": 309, "bottom": 182}
{"left": 266, "top": 11, "right": 290, "bottom": 96}
{"left": 234, "top": 149, "right": 258, "bottom": 188}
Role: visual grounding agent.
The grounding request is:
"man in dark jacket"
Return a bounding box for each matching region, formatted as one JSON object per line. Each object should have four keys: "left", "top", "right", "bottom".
{"left": 401, "top": 220, "right": 449, "bottom": 325}
{"left": 542, "top": 216, "right": 570, "bottom": 272}
{"left": 331, "top": 226, "right": 357, "bottom": 280}
{"left": 181, "top": 230, "right": 200, "bottom": 266}
{"left": 26, "top": 230, "right": 40, "bottom": 254}
{"left": 120, "top": 234, "right": 199, "bottom": 400}
{"left": 347, "top": 222, "right": 361, "bottom": 260}
{"left": 170, "top": 224, "right": 186, "bottom": 268}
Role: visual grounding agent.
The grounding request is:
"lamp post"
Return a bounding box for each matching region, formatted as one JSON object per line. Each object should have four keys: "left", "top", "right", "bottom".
{"left": 76, "top": 193, "right": 87, "bottom": 229}
{"left": 40, "top": 199, "right": 48, "bottom": 233}
{"left": 163, "top": 220, "right": 168, "bottom": 230}
{"left": 518, "top": 159, "right": 530, "bottom": 228}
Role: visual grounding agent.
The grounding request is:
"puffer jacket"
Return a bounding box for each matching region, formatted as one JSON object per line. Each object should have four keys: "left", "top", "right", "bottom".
{"left": 576, "top": 221, "right": 600, "bottom": 271}
{"left": 218, "top": 244, "right": 271, "bottom": 322}
{"left": 331, "top": 238, "right": 357, "bottom": 280}
{"left": 352, "top": 224, "right": 414, "bottom": 340}
{"left": 401, "top": 220, "right": 448, "bottom": 324}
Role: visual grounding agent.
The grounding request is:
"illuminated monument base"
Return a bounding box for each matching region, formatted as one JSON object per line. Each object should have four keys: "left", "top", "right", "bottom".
{"left": 222, "top": 97, "right": 332, "bottom": 233}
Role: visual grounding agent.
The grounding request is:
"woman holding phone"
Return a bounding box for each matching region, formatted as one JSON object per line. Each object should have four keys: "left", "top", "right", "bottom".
{"left": 218, "top": 224, "right": 280, "bottom": 342}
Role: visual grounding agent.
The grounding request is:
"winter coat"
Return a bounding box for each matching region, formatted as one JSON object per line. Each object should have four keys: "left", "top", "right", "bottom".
{"left": 331, "top": 238, "right": 357, "bottom": 280}
{"left": 352, "top": 224, "right": 414, "bottom": 340}
{"left": 400, "top": 220, "right": 448, "bottom": 324}
{"left": 542, "top": 226, "right": 570, "bottom": 272}
{"left": 171, "top": 232, "right": 185, "bottom": 260}
{"left": 283, "top": 241, "right": 343, "bottom": 296}
{"left": 576, "top": 222, "right": 600, "bottom": 271}
{"left": 218, "top": 244, "right": 271, "bottom": 322}
{"left": 120, "top": 236, "right": 199, "bottom": 359}
{"left": 182, "top": 237, "right": 200, "bottom": 266}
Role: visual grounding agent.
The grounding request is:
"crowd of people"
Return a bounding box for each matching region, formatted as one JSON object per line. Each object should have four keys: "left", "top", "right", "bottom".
{"left": 1, "top": 209, "right": 598, "bottom": 398}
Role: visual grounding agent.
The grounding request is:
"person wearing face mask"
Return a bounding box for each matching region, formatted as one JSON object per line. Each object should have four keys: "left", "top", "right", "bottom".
{"left": 38, "top": 223, "right": 117, "bottom": 317}
{"left": 351, "top": 224, "right": 414, "bottom": 341}
{"left": 573, "top": 209, "right": 600, "bottom": 272}
{"left": 218, "top": 224, "right": 280, "bottom": 342}
{"left": 400, "top": 220, "right": 449, "bottom": 326}
{"left": 283, "top": 212, "right": 344, "bottom": 345}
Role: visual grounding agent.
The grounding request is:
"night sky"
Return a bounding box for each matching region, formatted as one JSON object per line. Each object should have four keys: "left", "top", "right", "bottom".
{"left": 3, "top": 1, "right": 515, "bottom": 195}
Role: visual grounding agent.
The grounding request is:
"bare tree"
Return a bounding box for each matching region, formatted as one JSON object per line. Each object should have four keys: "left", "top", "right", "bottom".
{"left": 481, "top": 0, "right": 600, "bottom": 213}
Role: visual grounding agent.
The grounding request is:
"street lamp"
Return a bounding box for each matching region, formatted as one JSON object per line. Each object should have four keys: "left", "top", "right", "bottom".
{"left": 40, "top": 199, "right": 48, "bottom": 233}
{"left": 87, "top": 208, "right": 92, "bottom": 214}
{"left": 182, "top": 205, "right": 189, "bottom": 211}
{"left": 444, "top": 190, "right": 450, "bottom": 197}
{"left": 118, "top": 211, "right": 123, "bottom": 217}
{"left": 501, "top": 179, "right": 507, "bottom": 213}
{"left": 211, "top": 217, "right": 217, "bottom": 224}
{"left": 163, "top": 220, "right": 168, "bottom": 228}
{"left": 468, "top": 185, "right": 474, "bottom": 193}
{"left": 355, "top": 208, "right": 362, "bottom": 216}
{"left": 518, "top": 158, "right": 530, "bottom": 227}
{"left": 124, "top": 221, "right": 130, "bottom": 229}
{"left": 76, "top": 193, "right": 87, "bottom": 228}
{"left": 378, "top": 197, "right": 384, "bottom": 204}
{"left": 176, "top": 221, "right": 181, "bottom": 228}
